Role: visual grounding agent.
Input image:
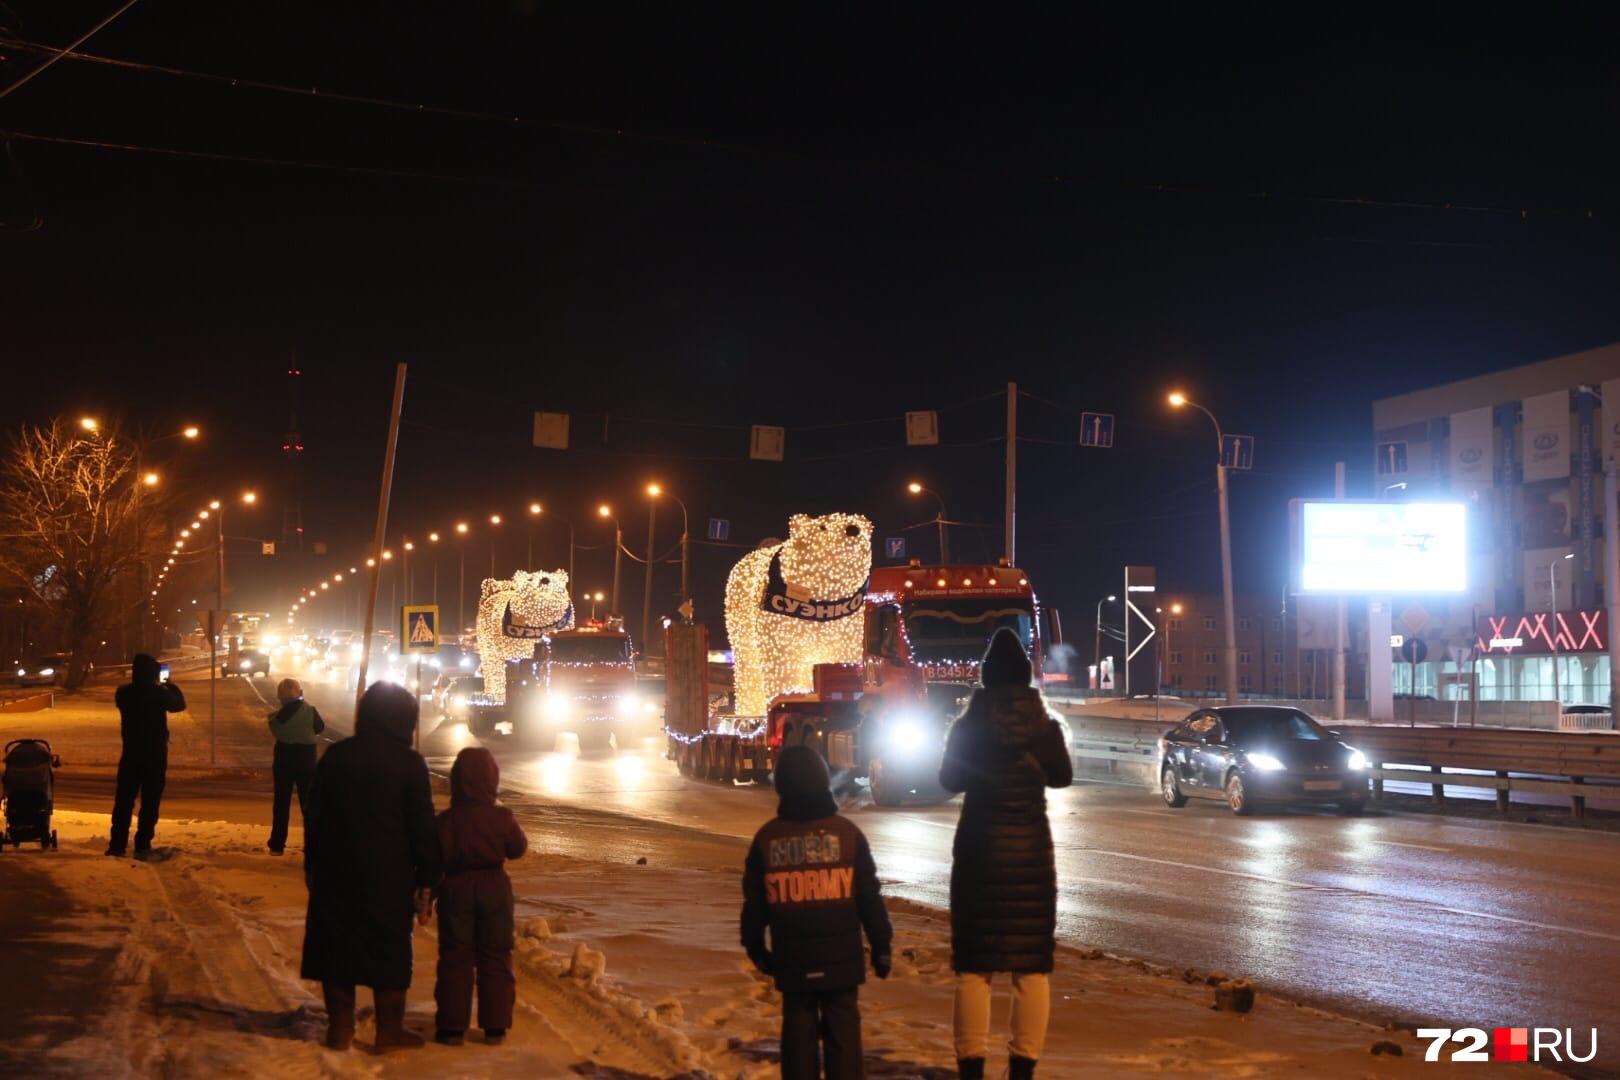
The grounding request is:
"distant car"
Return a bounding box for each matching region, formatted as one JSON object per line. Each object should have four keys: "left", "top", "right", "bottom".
{"left": 1159, "top": 706, "right": 1368, "bottom": 816}
{"left": 14, "top": 654, "right": 71, "bottom": 687}
{"left": 225, "top": 648, "right": 270, "bottom": 678}
{"left": 1560, "top": 703, "right": 1614, "bottom": 730}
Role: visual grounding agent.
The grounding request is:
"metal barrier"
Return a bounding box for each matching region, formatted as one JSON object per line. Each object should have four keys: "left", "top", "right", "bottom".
{"left": 1342, "top": 726, "right": 1620, "bottom": 819}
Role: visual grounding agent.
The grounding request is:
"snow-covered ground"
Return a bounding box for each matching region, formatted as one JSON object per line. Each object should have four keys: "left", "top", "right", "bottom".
{"left": 0, "top": 802, "right": 1545, "bottom": 1078}
{"left": 0, "top": 679, "right": 1555, "bottom": 1076}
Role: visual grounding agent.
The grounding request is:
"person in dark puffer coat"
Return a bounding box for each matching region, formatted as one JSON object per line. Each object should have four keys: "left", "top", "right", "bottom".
{"left": 301, "top": 682, "right": 441, "bottom": 1052}
{"left": 742, "top": 745, "right": 892, "bottom": 1079}
{"left": 939, "top": 627, "right": 1072, "bottom": 1080}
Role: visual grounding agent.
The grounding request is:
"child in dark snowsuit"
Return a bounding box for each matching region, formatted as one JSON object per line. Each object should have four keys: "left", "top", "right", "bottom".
{"left": 433, "top": 746, "right": 528, "bottom": 1046}
{"left": 742, "top": 745, "right": 893, "bottom": 1079}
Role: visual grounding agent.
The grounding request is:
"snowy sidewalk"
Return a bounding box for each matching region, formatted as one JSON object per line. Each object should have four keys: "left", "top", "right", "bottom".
{"left": 0, "top": 780, "right": 1552, "bottom": 1078}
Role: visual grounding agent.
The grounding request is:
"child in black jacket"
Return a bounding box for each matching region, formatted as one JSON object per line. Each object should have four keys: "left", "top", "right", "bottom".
{"left": 742, "top": 746, "right": 893, "bottom": 1079}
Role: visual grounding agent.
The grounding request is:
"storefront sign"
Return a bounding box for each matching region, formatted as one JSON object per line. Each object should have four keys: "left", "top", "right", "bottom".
{"left": 1475, "top": 609, "right": 1605, "bottom": 655}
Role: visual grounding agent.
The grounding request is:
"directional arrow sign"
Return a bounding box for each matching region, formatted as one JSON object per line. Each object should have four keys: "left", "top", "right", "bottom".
{"left": 1221, "top": 434, "right": 1255, "bottom": 470}
{"left": 1079, "top": 412, "right": 1115, "bottom": 448}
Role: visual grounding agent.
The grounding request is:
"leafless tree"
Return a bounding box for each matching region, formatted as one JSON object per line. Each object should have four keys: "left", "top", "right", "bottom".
{"left": 0, "top": 419, "right": 158, "bottom": 687}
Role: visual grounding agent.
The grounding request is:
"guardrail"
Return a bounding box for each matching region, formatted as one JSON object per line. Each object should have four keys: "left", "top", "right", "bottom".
{"left": 1340, "top": 726, "right": 1620, "bottom": 819}
{"left": 1056, "top": 708, "right": 1620, "bottom": 819}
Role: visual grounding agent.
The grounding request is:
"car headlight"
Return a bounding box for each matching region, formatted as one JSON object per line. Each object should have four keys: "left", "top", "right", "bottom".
{"left": 1346, "top": 749, "right": 1368, "bottom": 770}
{"left": 460, "top": 657, "right": 473, "bottom": 669}
{"left": 239, "top": 660, "right": 252, "bottom": 670}
{"left": 1246, "top": 752, "right": 1286, "bottom": 772}
{"left": 884, "top": 716, "right": 929, "bottom": 757}
{"left": 451, "top": 694, "right": 467, "bottom": 709}
{"left": 616, "top": 694, "right": 641, "bottom": 718}
{"left": 14, "top": 669, "right": 24, "bottom": 677}
{"left": 38, "top": 667, "right": 54, "bottom": 677}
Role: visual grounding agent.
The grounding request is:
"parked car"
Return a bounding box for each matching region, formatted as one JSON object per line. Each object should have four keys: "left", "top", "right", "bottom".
{"left": 1559, "top": 703, "right": 1614, "bottom": 730}
{"left": 13, "top": 654, "right": 72, "bottom": 687}
{"left": 1159, "top": 706, "right": 1368, "bottom": 816}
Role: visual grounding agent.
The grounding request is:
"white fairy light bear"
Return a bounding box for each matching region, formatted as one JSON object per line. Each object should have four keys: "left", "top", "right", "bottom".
{"left": 724, "top": 512, "right": 874, "bottom": 716}
{"left": 475, "top": 568, "right": 574, "bottom": 701}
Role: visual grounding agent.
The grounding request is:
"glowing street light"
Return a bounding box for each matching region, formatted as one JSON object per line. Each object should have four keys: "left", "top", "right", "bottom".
{"left": 79, "top": 417, "right": 100, "bottom": 433}
{"left": 1094, "top": 594, "right": 1117, "bottom": 684}
{"left": 242, "top": 491, "right": 257, "bottom": 504}
{"left": 429, "top": 531, "right": 441, "bottom": 543}
{"left": 182, "top": 425, "right": 201, "bottom": 440}
{"left": 598, "top": 505, "right": 622, "bottom": 618}
{"left": 646, "top": 482, "right": 691, "bottom": 618}
{"left": 142, "top": 471, "right": 160, "bottom": 487}
{"left": 907, "top": 482, "right": 949, "bottom": 562}
{"left": 1167, "top": 390, "right": 1237, "bottom": 704}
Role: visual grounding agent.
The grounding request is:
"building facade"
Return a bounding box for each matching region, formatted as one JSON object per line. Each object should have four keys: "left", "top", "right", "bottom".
{"left": 1371, "top": 342, "right": 1620, "bottom": 705}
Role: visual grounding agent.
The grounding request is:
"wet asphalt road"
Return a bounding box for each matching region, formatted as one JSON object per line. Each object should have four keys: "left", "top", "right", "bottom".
{"left": 289, "top": 673, "right": 1620, "bottom": 1049}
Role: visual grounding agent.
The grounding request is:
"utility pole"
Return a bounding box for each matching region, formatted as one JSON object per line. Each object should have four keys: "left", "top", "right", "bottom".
{"left": 355, "top": 364, "right": 407, "bottom": 715}
{"left": 1333, "top": 462, "right": 1347, "bottom": 725}
{"left": 1004, "top": 382, "right": 1017, "bottom": 565}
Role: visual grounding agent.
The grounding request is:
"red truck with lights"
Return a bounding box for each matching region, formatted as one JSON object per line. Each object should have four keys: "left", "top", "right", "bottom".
{"left": 666, "top": 562, "right": 1048, "bottom": 804}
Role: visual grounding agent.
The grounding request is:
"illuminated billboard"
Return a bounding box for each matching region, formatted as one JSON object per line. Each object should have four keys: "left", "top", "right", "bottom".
{"left": 1295, "top": 501, "right": 1467, "bottom": 595}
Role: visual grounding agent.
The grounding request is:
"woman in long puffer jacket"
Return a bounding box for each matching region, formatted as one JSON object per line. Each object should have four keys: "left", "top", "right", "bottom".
{"left": 939, "top": 627, "right": 1072, "bottom": 1080}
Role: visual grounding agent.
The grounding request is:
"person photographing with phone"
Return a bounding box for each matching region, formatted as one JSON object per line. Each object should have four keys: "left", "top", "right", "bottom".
{"left": 107, "top": 653, "right": 186, "bottom": 859}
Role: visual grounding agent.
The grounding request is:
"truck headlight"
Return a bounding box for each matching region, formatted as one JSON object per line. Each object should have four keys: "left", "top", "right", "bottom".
{"left": 542, "top": 694, "right": 570, "bottom": 721}
{"left": 1247, "top": 752, "right": 1286, "bottom": 772}
{"left": 1346, "top": 749, "right": 1368, "bottom": 770}
{"left": 38, "top": 667, "right": 54, "bottom": 677}
{"left": 239, "top": 660, "right": 252, "bottom": 671}
{"left": 616, "top": 694, "right": 641, "bottom": 718}
{"left": 885, "top": 716, "right": 929, "bottom": 757}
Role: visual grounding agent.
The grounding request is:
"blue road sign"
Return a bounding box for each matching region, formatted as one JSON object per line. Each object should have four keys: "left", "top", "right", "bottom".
{"left": 402, "top": 605, "right": 440, "bottom": 654}
{"left": 885, "top": 537, "right": 906, "bottom": 560}
{"left": 1221, "top": 434, "right": 1255, "bottom": 470}
{"left": 1079, "top": 411, "right": 1115, "bottom": 448}
{"left": 707, "top": 518, "right": 731, "bottom": 542}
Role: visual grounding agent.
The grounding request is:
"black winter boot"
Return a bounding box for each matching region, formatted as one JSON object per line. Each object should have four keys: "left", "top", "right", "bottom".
{"left": 957, "top": 1058, "right": 985, "bottom": 1079}
{"left": 1009, "top": 1053, "right": 1037, "bottom": 1079}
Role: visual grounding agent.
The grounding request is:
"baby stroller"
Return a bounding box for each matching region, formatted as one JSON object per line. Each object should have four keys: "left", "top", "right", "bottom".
{"left": 0, "top": 739, "right": 59, "bottom": 850}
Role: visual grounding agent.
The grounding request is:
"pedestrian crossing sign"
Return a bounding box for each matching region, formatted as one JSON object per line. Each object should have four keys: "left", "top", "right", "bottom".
{"left": 402, "top": 604, "right": 440, "bottom": 654}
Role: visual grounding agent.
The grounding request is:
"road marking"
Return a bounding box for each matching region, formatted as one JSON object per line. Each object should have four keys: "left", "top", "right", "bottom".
{"left": 1080, "top": 847, "right": 1620, "bottom": 944}
{"left": 1368, "top": 839, "right": 1451, "bottom": 852}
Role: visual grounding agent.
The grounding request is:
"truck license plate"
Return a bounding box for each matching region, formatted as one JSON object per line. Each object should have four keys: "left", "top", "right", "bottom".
{"left": 1303, "top": 780, "right": 1341, "bottom": 791}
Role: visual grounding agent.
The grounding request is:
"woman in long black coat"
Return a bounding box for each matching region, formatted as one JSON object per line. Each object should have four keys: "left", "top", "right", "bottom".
{"left": 939, "top": 627, "right": 1072, "bottom": 1080}
{"left": 301, "top": 682, "right": 441, "bottom": 1051}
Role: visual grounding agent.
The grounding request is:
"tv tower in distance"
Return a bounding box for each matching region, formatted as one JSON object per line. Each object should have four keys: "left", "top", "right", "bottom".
{"left": 282, "top": 361, "right": 306, "bottom": 562}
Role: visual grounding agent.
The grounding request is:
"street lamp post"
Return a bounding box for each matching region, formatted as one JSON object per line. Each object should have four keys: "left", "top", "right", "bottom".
{"left": 588, "top": 591, "right": 605, "bottom": 622}
{"left": 641, "top": 495, "right": 658, "bottom": 650}
{"left": 1551, "top": 552, "right": 1574, "bottom": 706}
{"left": 455, "top": 522, "right": 470, "bottom": 635}
{"left": 527, "top": 503, "right": 541, "bottom": 567}
{"left": 488, "top": 514, "right": 502, "bottom": 578}
{"left": 648, "top": 484, "right": 691, "bottom": 611}
{"left": 428, "top": 532, "right": 441, "bottom": 605}
{"left": 1094, "top": 594, "right": 1117, "bottom": 689}
{"left": 210, "top": 490, "right": 255, "bottom": 765}
{"left": 599, "top": 505, "right": 623, "bottom": 621}
{"left": 1169, "top": 392, "right": 1239, "bottom": 705}
{"left": 908, "top": 482, "right": 949, "bottom": 563}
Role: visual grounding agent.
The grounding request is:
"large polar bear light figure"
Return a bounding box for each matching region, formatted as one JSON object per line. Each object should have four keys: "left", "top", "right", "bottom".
{"left": 724, "top": 512, "right": 874, "bottom": 716}
{"left": 475, "top": 568, "right": 574, "bottom": 702}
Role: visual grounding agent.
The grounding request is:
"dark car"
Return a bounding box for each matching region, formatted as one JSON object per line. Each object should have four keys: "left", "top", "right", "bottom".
{"left": 440, "top": 675, "right": 485, "bottom": 724}
{"left": 1158, "top": 706, "right": 1368, "bottom": 815}
{"left": 224, "top": 648, "right": 270, "bottom": 678}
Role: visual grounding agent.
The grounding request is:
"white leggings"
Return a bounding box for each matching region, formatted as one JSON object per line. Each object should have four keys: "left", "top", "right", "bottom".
{"left": 952, "top": 971, "right": 1051, "bottom": 1061}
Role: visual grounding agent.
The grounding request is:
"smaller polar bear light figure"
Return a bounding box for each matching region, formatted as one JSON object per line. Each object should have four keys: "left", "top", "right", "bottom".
{"left": 724, "top": 512, "right": 874, "bottom": 717}
{"left": 475, "top": 568, "right": 574, "bottom": 702}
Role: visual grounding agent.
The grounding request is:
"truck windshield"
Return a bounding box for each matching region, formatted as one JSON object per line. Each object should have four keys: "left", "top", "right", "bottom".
{"left": 549, "top": 636, "right": 632, "bottom": 664}
{"left": 902, "top": 599, "right": 1034, "bottom": 662}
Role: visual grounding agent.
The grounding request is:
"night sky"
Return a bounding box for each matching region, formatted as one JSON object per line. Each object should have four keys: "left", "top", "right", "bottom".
{"left": 5, "top": 3, "right": 1620, "bottom": 638}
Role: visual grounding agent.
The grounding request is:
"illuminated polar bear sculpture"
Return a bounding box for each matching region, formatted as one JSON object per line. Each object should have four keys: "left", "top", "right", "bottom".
{"left": 475, "top": 568, "right": 574, "bottom": 702}
{"left": 724, "top": 512, "right": 874, "bottom": 717}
